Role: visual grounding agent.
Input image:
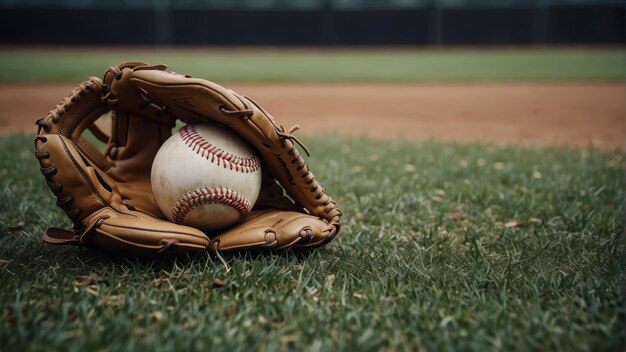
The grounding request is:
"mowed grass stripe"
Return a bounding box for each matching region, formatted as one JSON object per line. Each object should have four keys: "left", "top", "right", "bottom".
{"left": 0, "top": 134, "right": 623, "bottom": 350}
{"left": 0, "top": 48, "right": 623, "bottom": 83}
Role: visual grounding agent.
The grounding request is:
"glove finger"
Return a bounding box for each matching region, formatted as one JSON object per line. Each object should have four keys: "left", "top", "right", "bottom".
{"left": 35, "top": 133, "right": 116, "bottom": 223}
{"left": 89, "top": 208, "right": 209, "bottom": 256}
{"left": 209, "top": 209, "right": 333, "bottom": 252}
{"left": 36, "top": 133, "right": 209, "bottom": 256}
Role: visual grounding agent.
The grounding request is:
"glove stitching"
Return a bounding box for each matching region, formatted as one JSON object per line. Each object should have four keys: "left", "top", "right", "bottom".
{"left": 172, "top": 187, "right": 252, "bottom": 225}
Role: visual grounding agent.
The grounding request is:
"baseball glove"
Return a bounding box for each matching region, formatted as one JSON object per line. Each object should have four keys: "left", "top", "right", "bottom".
{"left": 34, "top": 62, "right": 341, "bottom": 255}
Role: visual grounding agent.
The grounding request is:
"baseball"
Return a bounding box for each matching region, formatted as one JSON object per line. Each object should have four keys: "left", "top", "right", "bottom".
{"left": 151, "top": 123, "right": 262, "bottom": 231}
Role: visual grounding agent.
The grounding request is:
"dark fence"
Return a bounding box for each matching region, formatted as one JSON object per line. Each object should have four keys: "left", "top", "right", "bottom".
{"left": 0, "top": 4, "right": 622, "bottom": 46}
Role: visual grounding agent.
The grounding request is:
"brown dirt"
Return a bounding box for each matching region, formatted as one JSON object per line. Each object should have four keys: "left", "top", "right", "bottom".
{"left": 1, "top": 82, "right": 623, "bottom": 149}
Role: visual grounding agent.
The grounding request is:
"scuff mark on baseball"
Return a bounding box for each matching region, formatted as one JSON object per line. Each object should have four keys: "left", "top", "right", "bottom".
{"left": 151, "top": 123, "right": 262, "bottom": 231}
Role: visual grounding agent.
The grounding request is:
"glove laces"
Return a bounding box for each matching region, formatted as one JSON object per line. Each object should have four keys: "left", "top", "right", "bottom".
{"left": 219, "top": 105, "right": 254, "bottom": 119}
{"left": 222, "top": 96, "right": 312, "bottom": 158}
{"left": 35, "top": 81, "right": 95, "bottom": 132}
{"left": 277, "top": 125, "right": 310, "bottom": 157}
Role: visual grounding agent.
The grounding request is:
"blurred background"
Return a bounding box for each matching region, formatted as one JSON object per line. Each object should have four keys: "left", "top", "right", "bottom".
{"left": 0, "top": 0, "right": 623, "bottom": 46}
{"left": 0, "top": 0, "right": 623, "bottom": 149}
{"left": 0, "top": 3, "right": 624, "bottom": 351}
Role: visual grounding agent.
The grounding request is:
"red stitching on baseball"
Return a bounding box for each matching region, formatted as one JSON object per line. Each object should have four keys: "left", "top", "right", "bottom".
{"left": 179, "top": 124, "right": 261, "bottom": 173}
{"left": 172, "top": 187, "right": 252, "bottom": 225}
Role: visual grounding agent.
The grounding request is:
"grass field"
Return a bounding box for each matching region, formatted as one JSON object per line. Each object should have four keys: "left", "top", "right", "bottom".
{"left": 0, "top": 48, "right": 623, "bottom": 83}
{"left": 0, "top": 47, "right": 625, "bottom": 350}
{"left": 0, "top": 133, "right": 623, "bottom": 350}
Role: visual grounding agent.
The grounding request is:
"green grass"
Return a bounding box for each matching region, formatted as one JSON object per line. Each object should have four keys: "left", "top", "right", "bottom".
{"left": 0, "top": 48, "right": 623, "bottom": 83}
{"left": 0, "top": 134, "right": 623, "bottom": 351}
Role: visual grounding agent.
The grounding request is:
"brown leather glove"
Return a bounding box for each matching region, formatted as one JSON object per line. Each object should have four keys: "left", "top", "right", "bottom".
{"left": 34, "top": 62, "right": 341, "bottom": 255}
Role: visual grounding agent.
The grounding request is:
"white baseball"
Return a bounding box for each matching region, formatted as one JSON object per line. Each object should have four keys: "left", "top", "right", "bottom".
{"left": 151, "top": 123, "right": 262, "bottom": 231}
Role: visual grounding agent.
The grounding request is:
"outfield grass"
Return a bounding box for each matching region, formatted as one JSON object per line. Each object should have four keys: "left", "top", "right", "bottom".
{"left": 0, "top": 48, "right": 623, "bottom": 83}
{"left": 0, "top": 134, "right": 623, "bottom": 351}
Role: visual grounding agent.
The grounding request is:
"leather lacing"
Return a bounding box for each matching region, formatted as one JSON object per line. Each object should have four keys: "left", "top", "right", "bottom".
{"left": 220, "top": 98, "right": 342, "bottom": 238}
{"left": 158, "top": 239, "right": 180, "bottom": 253}
{"left": 136, "top": 88, "right": 170, "bottom": 116}
{"left": 100, "top": 66, "right": 123, "bottom": 105}
{"left": 35, "top": 81, "right": 96, "bottom": 135}
{"left": 77, "top": 214, "right": 109, "bottom": 243}
{"left": 33, "top": 81, "right": 96, "bottom": 224}
{"left": 34, "top": 140, "right": 81, "bottom": 222}
{"left": 219, "top": 105, "right": 253, "bottom": 119}
{"left": 277, "top": 125, "right": 310, "bottom": 157}
{"left": 47, "top": 82, "right": 95, "bottom": 129}
{"left": 35, "top": 118, "right": 51, "bottom": 132}
{"left": 244, "top": 97, "right": 312, "bottom": 157}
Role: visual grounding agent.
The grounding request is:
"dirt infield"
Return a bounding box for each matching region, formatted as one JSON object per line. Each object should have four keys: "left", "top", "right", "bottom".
{"left": 1, "top": 82, "right": 623, "bottom": 149}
